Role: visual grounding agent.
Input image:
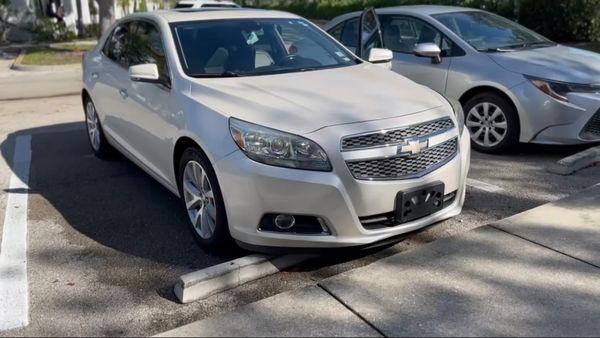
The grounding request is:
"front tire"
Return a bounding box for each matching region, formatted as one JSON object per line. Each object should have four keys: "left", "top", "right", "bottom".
{"left": 84, "top": 96, "right": 114, "bottom": 158}
{"left": 464, "top": 92, "right": 519, "bottom": 153}
{"left": 178, "top": 147, "right": 231, "bottom": 250}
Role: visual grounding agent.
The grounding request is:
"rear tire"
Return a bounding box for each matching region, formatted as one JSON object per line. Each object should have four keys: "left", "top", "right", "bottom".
{"left": 463, "top": 92, "right": 519, "bottom": 154}
{"left": 177, "top": 147, "right": 231, "bottom": 250}
{"left": 83, "top": 96, "right": 114, "bottom": 159}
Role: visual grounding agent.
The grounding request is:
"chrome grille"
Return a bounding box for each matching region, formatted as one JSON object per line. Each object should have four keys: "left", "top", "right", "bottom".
{"left": 580, "top": 109, "right": 600, "bottom": 140}
{"left": 347, "top": 138, "right": 458, "bottom": 180}
{"left": 341, "top": 117, "right": 454, "bottom": 151}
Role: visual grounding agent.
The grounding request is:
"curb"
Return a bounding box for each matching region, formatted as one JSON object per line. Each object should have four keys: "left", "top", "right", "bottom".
{"left": 547, "top": 145, "right": 600, "bottom": 175}
{"left": 174, "top": 254, "right": 315, "bottom": 304}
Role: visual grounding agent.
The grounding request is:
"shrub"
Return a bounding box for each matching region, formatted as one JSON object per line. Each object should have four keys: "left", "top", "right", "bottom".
{"left": 518, "top": 0, "right": 600, "bottom": 42}
{"left": 27, "top": 17, "right": 77, "bottom": 42}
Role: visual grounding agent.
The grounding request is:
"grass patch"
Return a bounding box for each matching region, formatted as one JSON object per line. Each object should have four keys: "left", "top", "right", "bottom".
{"left": 21, "top": 44, "right": 95, "bottom": 66}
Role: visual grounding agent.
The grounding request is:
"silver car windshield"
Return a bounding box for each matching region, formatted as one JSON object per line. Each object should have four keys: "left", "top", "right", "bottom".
{"left": 172, "top": 18, "right": 360, "bottom": 77}
{"left": 433, "top": 11, "right": 555, "bottom": 52}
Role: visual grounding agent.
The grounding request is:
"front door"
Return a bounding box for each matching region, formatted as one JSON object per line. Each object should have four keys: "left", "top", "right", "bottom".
{"left": 379, "top": 15, "right": 453, "bottom": 94}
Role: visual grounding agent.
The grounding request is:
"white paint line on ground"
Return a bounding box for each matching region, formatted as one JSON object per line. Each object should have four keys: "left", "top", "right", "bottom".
{"left": 0, "top": 135, "right": 31, "bottom": 331}
{"left": 175, "top": 254, "right": 315, "bottom": 304}
{"left": 467, "top": 178, "right": 504, "bottom": 193}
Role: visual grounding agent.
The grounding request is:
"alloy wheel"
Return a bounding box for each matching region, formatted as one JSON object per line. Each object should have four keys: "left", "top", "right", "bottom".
{"left": 182, "top": 161, "right": 217, "bottom": 239}
{"left": 466, "top": 102, "right": 508, "bottom": 148}
{"left": 85, "top": 101, "right": 101, "bottom": 151}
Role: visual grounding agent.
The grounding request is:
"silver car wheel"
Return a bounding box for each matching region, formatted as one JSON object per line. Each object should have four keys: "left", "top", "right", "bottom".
{"left": 85, "top": 101, "right": 101, "bottom": 151}
{"left": 182, "top": 161, "right": 217, "bottom": 240}
{"left": 466, "top": 102, "right": 508, "bottom": 148}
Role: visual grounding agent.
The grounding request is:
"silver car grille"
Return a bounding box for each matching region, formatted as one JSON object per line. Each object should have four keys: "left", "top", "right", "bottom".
{"left": 341, "top": 117, "right": 454, "bottom": 151}
{"left": 580, "top": 109, "right": 600, "bottom": 140}
{"left": 346, "top": 138, "right": 458, "bottom": 180}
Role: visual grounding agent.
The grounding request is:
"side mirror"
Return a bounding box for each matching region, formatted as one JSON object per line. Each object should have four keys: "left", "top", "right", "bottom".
{"left": 368, "top": 48, "right": 393, "bottom": 69}
{"left": 413, "top": 43, "right": 442, "bottom": 64}
{"left": 129, "top": 63, "right": 161, "bottom": 83}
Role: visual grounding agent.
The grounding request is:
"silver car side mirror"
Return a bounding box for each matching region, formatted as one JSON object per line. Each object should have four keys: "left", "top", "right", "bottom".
{"left": 368, "top": 48, "right": 393, "bottom": 69}
{"left": 413, "top": 43, "right": 442, "bottom": 64}
{"left": 130, "top": 63, "right": 161, "bottom": 83}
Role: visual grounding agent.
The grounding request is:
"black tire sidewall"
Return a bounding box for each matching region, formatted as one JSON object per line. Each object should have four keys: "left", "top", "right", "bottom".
{"left": 178, "top": 147, "right": 230, "bottom": 249}
{"left": 464, "top": 93, "right": 519, "bottom": 153}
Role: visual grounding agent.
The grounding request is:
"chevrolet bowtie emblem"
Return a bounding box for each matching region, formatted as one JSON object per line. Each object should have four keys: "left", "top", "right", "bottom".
{"left": 399, "top": 139, "right": 429, "bottom": 156}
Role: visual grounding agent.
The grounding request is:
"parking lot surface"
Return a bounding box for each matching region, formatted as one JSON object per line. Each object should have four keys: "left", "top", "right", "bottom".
{"left": 0, "top": 95, "right": 599, "bottom": 336}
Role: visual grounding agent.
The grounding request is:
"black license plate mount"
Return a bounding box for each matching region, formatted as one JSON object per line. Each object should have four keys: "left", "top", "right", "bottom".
{"left": 395, "top": 182, "right": 445, "bottom": 224}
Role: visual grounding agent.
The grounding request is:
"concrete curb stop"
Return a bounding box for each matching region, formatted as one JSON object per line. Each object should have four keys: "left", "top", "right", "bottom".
{"left": 547, "top": 145, "right": 600, "bottom": 175}
{"left": 174, "top": 254, "right": 315, "bottom": 304}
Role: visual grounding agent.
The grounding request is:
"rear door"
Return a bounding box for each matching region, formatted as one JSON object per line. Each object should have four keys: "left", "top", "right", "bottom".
{"left": 94, "top": 22, "right": 135, "bottom": 144}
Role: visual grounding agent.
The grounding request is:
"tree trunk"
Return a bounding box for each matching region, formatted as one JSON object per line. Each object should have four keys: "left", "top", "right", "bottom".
{"left": 97, "top": 0, "right": 114, "bottom": 36}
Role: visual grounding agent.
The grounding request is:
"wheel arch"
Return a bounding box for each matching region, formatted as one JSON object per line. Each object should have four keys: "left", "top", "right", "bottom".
{"left": 458, "top": 85, "right": 522, "bottom": 135}
{"left": 172, "top": 136, "right": 210, "bottom": 190}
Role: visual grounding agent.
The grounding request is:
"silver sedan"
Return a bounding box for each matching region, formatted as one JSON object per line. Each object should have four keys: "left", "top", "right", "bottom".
{"left": 325, "top": 5, "right": 600, "bottom": 153}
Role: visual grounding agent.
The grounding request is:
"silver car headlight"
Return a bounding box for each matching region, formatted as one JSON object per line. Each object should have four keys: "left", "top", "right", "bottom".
{"left": 229, "top": 118, "right": 332, "bottom": 171}
{"left": 526, "top": 75, "right": 600, "bottom": 102}
{"left": 443, "top": 96, "right": 465, "bottom": 135}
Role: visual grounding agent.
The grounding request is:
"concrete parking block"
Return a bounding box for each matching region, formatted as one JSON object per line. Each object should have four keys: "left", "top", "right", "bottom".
{"left": 547, "top": 145, "right": 600, "bottom": 175}
{"left": 175, "top": 254, "right": 314, "bottom": 303}
{"left": 159, "top": 286, "right": 380, "bottom": 337}
{"left": 493, "top": 183, "right": 600, "bottom": 267}
{"left": 321, "top": 226, "right": 600, "bottom": 337}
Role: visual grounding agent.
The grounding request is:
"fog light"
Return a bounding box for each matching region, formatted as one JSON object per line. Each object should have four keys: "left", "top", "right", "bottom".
{"left": 274, "top": 214, "right": 295, "bottom": 229}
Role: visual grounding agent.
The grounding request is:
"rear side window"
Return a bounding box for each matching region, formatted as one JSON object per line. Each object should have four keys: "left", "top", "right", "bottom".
{"left": 102, "top": 23, "right": 131, "bottom": 67}
{"left": 128, "top": 20, "right": 169, "bottom": 80}
{"left": 340, "top": 18, "right": 359, "bottom": 48}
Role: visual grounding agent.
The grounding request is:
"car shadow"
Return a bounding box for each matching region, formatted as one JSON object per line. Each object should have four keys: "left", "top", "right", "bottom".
{"left": 1, "top": 122, "right": 243, "bottom": 273}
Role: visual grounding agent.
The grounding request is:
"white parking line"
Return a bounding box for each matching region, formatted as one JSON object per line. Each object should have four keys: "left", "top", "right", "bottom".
{"left": 467, "top": 178, "right": 504, "bottom": 193}
{"left": 0, "top": 135, "right": 31, "bottom": 331}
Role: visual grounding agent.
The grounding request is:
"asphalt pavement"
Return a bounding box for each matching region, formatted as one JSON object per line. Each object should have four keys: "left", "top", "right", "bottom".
{"left": 161, "top": 186, "right": 600, "bottom": 336}
{"left": 0, "top": 95, "right": 598, "bottom": 336}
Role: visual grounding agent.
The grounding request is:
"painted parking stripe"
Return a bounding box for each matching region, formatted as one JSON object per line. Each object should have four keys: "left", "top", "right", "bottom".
{"left": 467, "top": 178, "right": 504, "bottom": 193}
{"left": 0, "top": 135, "right": 31, "bottom": 331}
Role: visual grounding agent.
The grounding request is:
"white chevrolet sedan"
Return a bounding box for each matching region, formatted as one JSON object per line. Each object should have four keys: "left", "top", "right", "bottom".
{"left": 82, "top": 8, "right": 470, "bottom": 251}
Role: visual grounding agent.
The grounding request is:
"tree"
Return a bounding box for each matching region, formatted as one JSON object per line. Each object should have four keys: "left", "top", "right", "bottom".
{"left": 138, "top": 0, "right": 146, "bottom": 11}
{"left": 97, "top": 0, "right": 115, "bottom": 35}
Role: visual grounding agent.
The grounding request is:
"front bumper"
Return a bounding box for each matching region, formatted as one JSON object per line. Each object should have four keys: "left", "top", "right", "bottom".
{"left": 512, "top": 81, "right": 600, "bottom": 144}
{"left": 214, "top": 110, "right": 471, "bottom": 248}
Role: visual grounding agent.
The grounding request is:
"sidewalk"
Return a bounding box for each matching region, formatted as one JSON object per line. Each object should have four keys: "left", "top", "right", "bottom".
{"left": 0, "top": 54, "right": 81, "bottom": 101}
{"left": 158, "top": 184, "right": 600, "bottom": 337}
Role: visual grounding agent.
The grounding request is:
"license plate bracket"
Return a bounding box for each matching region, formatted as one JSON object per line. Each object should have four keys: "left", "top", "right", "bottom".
{"left": 395, "top": 182, "right": 445, "bottom": 224}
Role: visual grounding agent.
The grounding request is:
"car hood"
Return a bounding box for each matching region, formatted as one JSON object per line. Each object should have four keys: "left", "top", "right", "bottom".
{"left": 488, "top": 45, "right": 600, "bottom": 84}
{"left": 188, "top": 64, "right": 446, "bottom": 135}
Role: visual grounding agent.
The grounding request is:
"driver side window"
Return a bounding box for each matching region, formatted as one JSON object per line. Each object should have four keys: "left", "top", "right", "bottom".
{"left": 380, "top": 15, "right": 462, "bottom": 57}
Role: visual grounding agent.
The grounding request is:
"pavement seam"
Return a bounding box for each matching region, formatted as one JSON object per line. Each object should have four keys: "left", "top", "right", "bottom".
{"left": 489, "top": 224, "right": 600, "bottom": 270}
{"left": 317, "top": 284, "right": 387, "bottom": 337}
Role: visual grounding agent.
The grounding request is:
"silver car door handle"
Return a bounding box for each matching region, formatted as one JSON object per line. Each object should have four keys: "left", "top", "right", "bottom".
{"left": 91, "top": 72, "right": 99, "bottom": 79}
{"left": 119, "top": 89, "right": 128, "bottom": 99}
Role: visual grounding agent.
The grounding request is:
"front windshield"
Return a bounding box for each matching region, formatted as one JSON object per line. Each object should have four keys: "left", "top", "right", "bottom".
{"left": 433, "top": 11, "right": 554, "bottom": 51}
{"left": 172, "top": 18, "right": 359, "bottom": 77}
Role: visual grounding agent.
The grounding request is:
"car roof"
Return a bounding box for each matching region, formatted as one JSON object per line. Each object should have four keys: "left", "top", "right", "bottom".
{"left": 129, "top": 8, "right": 300, "bottom": 23}
{"left": 377, "top": 5, "right": 481, "bottom": 15}
{"left": 174, "top": 0, "right": 239, "bottom": 6}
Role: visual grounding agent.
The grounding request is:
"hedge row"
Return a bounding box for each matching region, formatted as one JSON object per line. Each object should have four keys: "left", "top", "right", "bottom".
{"left": 244, "top": 0, "right": 600, "bottom": 42}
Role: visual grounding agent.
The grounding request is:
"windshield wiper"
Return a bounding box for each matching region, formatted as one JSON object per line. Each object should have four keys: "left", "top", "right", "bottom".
{"left": 479, "top": 42, "right": 556, "bottom": 53}
{"left": 190, "top": 71, "right": 241, "bottom": 78}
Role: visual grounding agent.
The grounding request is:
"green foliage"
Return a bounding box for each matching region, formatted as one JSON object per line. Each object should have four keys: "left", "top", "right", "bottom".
{"left": 252, "top": 0, "right": 600, "bottom": 42}
{"left": 519, "top": 0, "right": 600, "bottom": 42}
{"left": 138, "top": 0, "right": 148, "bottom": 11}
{"left": 255, "top": 0, "right": 516, "bottom": 20}
{"left": 28, "top": 17, "right": 77, "bottom": 42}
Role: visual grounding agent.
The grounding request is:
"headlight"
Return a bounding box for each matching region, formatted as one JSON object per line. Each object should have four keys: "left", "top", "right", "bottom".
{"left": 443, "top": 96, "right": 465, "bottom": 135}
{"left": 526, "top": 75, "right": 600, "bottom": 102}
{"left": 229, "top": 118, "right": 332, "bottom": 171}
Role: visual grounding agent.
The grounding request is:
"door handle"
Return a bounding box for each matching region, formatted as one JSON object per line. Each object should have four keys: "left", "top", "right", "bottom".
{"left": 91, "top": 72, "right": 99, "bottom": 79}
{"left": 119, "top": 89, "right": 128, "bottom": 99}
